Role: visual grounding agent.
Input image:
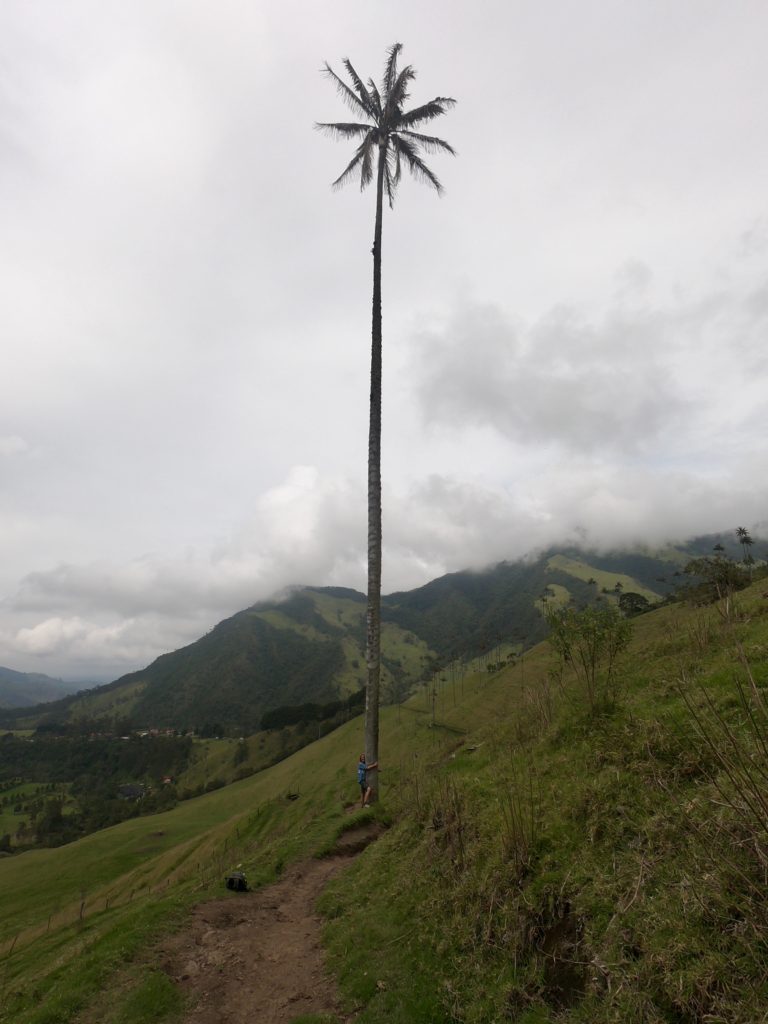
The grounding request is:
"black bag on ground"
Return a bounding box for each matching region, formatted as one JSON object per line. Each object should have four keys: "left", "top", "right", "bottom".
{"left": 225, "top": 871, "right": 248, "bottom": 892}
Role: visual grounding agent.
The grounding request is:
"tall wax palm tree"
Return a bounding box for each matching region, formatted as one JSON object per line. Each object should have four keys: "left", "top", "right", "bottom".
{"left": 317, "top": 44, "right": 455, "bottom": 801}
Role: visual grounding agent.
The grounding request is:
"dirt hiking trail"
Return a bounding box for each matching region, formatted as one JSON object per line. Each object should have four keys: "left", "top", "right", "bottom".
{"left": 161, "top": 820, "right": 383, "bottom": 1024}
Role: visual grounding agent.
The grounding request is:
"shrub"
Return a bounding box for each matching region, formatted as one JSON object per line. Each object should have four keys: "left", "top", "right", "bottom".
{"left": 545, "top": 604, "right": 633, "bottom": 711}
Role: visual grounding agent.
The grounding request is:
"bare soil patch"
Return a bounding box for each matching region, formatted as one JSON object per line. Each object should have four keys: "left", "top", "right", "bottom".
{"left": 160, "top": 822, "right": 383, "bottom": 1024}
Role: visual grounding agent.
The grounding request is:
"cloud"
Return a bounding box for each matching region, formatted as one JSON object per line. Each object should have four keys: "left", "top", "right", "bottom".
{"left": 14, "top": 616, "right": 128, "bottom": 658}
{"left": 410, "top": 303, "right": 685, "bottom": 453}
{"left": 410, "top": 279, "right": 768, "bottom": 458}
{"left": 5, "top": 613, "right": 196, "bottom": 681}
{"left": 386, "top": 461, "right": 768, "bottom": 580}
{"left": 0, "top": 435, "right": 29, "bottom": 456}
{"left": 9, "top": 466, "right": 366, "bottom": 617}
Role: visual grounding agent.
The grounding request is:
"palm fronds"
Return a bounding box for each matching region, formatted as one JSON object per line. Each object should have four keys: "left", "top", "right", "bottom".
{"left": 396, "top": 98, "right": 457, "bottom": 129}
{"left": 383, "top": 146, "right": 402, "bottom": 208}
{"left": 331, "top": 135, "right": 376, "bottom": 191}
{"left": 381, "top": 42, "right": 404, "bottom": 100}
{"left": 319, "top": 43, "right": 455, "bottom": 200}
{"left": 390, "top": 134, "right": 444, "bottom": 193}
{"left": 386, "top": 64, "right": 416, "bottom": 116}
{"left": 315, "top": 122, "right": 372, "bottom": 140}
{"left": 321, "top": 62, "right": 375, "bottom": 120}
{"left": 342, "top": 59, "right": 377, "bottom": 119}
{"left": 397, "top": 129, "right": 456, "bottom": 156}
{"left": 367, "top": 79, "right": 382, "bottom": 118}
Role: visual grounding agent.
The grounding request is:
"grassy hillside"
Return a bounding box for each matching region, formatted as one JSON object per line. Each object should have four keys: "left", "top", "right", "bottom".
{"left": 322, "top": 579, "right": 768, "bottom": 1023}
{"left": 546, "top": 552, "right": 661, "bottom": 601}
{"left": 2, "top": 576, "right": 768, "bottom": 1022}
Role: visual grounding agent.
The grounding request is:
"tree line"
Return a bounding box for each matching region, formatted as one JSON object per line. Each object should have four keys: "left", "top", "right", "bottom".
{"left": 261, "top": 688, "right": 365, "bottom": 731}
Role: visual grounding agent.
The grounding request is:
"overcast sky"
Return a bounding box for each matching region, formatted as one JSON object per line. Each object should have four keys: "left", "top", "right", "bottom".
{"left": 2, "top": 1, "right": 766, "bottom": 681}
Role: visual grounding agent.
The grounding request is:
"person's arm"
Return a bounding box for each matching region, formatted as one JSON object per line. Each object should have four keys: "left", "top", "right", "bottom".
{"left": 367, "top": 761, "right": 379, "bottom": 771}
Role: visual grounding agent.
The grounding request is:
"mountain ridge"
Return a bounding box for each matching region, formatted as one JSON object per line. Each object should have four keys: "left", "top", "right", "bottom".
{"left": 0, "top": 666, "right": 93, "bottom": 709}
{"left": 1, "top": 532, "right": 758, "bottom": 731}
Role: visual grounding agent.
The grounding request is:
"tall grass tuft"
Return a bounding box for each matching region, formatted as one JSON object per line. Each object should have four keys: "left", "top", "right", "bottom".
{"left": 498, "top": 765, "right": 539, "bottom": 880}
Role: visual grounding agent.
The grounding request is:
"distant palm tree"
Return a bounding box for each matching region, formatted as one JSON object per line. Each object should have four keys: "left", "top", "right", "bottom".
{"left": 318, "top": 44, "right": 455, "bottom": 800}
{"left": 736, "top": 526, "right": 754, "bottom": 578}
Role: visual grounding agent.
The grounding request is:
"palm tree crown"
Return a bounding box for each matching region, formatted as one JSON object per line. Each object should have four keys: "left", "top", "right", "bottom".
{"left": 316, "top": 43, "right": 456, "bottom": 205}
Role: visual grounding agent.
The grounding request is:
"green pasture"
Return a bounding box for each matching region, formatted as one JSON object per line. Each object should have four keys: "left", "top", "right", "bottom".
{"left": 547, "top": 553, "right": 661, "bottom": 602}
{"left": 67, "top": 678, "right": 147, "bottom": 722}
{"left": 535, "top": 581, "right": 571, "bottom": 610}
{"left": 176, "top": 737, "right": 235, "bottom": 787}
{"left": 0, "top": 782, "right": 72, "bottom": 846}
{"left": 253, "top": 608, "right": 329, "bottom": 639}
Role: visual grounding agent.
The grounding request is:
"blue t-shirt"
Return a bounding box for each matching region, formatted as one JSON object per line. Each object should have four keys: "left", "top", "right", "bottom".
{"left": 357, "top": 761, "right": 367, "bottom": 785}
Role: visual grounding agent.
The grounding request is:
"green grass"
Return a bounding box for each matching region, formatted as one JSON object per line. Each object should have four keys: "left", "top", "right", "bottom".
{"left": 1, "top": 893, "right": 189, "bottom": 1024}
{"left": 0, "top": 782, "right": 73, "bottom": 848}
{"left": 287, "top": 1015, "right": 340, "bottom": 1024}
{"left": 310, "top": 589, "right": 438, "bottom": 701}
{"left": 176, "top": 736, "right": 236, "bottom": 788}
{"left": 0, "top": 782, "right": 37, "bottom": 837}
{"left": 254, "top": 608, "right": 331, "bottom": 639}
{"left": 110, "top": 969, "right": 185, "bottom": 1024}
{"left": 254, "top": 590, "right": 435, "bottom": 703}
{"left": 535, "top": 581, "right": 571, "bottom": 610}
{"left": 67, "top": 678, "right": 147, "bottom": 722}
{"left": 547, "top": 553, "right": 661, "bottom": 601}
{"left": 4, "top": 581, "right": 768, "bottom": 1022}
{"left": 318, "top": 581, "right": 768, "bottom": 1023}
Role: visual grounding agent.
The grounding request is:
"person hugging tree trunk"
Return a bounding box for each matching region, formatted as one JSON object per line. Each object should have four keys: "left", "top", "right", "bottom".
{"left": 357, "top": 753, "right": 378, "bottom": 808}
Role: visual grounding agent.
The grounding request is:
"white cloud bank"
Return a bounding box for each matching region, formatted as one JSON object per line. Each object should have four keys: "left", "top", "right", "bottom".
{"left": 410, "top": 274, "right": 768, "bottom": 462}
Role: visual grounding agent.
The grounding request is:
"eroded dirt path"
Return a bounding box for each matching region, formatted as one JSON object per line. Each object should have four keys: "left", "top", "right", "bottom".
{"left": 160, "top": 822, "right": 382, "bottom": 1024}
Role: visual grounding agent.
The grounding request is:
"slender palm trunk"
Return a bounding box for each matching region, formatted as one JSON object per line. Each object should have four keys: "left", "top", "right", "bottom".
{"left": 364, "top": 141, "right": 386, "bottom": 800}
